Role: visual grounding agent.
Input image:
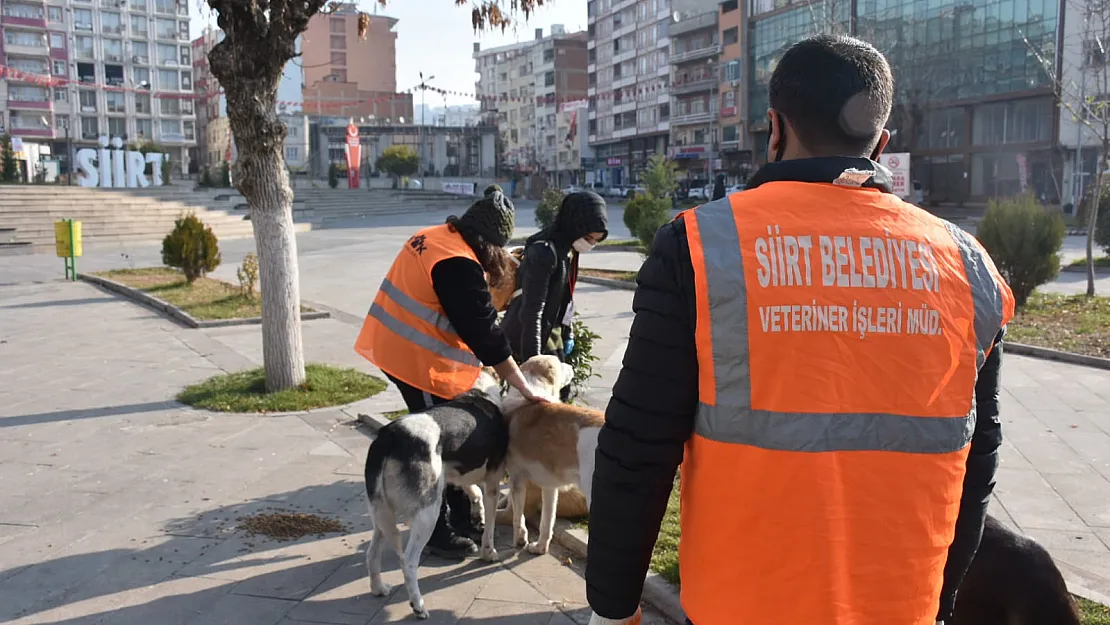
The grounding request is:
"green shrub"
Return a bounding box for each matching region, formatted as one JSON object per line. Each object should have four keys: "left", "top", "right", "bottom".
{"left": 161, "top": 158, "right": 173, "bottom": 185}
{"left": 536, "top": 187, "right": 565, "bottom": 229}
{"left": 220, "top": 162, "right": 232, "bottom": 188}
{"left": 1, "top": 134, "right": 19, "bottom": 183}
{"left": 566, "top": 315, "right": 601, "bottom": 403}
{"left": 976, "top": 194, "right": 1065, "bottom": 308}
{"left": 236, "top": 252, "right": 260, "bottom": 299}
{"left": 162, "top": 213, "right": 222, "bottom": 284}
{"left": 328, "top": 163, "right": 340, "bottom": 189}
{"left": 625, "top": 192, "right": 670, "bottom": 250}
{"left": 199, "top": 168, "right": 212, "bottom": 187}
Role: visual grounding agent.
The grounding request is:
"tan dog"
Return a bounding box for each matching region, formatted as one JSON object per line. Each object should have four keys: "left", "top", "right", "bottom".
{"left": 501, "top": 355, "right": 603, "bottom": 555}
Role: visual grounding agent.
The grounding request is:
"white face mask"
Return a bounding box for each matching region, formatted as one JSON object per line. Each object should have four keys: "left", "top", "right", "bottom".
{"left": 573, "top": 238, "right": 597, "bottom": 253}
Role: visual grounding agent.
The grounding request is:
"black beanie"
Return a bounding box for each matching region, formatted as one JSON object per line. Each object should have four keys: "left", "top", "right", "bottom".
{"left": 458, "top": 190, "right": 515, "bottom": 247}
{"left": 483, "top": 184, "right": 503, "bottom": 196}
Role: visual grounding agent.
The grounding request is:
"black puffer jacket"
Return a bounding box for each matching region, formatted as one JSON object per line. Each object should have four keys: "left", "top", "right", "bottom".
{"left": 585, "top": 157, "right": 1006, "bottom": 623}
{"left": 502, "top": 192, "right": 609, "bottom": 360}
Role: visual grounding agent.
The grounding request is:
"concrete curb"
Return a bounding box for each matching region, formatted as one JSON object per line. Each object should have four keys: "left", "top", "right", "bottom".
{"left": 78, "top": 272, "right": 331, "bottom": 329}
{"left": 1005, "top": 342, "right": 1110, "bottom": 371}
{"left": 554, "top": 525, "right": 687, "bottom": 624}
{"left": 356, "top": 411, "right": 393, "bottom": 431}
{"left": 579, "top": 275, "right": 637, "bottom": 291}
{"left": 1061, "top": 264, "right": 1110, "bottom": 275}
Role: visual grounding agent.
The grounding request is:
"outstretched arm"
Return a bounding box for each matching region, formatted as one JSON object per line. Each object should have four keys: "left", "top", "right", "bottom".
{"left": 586, "top": 219, "right": 699, "bottom": 621}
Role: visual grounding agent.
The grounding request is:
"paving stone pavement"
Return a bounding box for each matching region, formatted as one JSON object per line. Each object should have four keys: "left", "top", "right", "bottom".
{"left": 2, "top": 216, "right": 1110, "bottom": 624}
{"left": 0, "top": 281, "right": 675, "bottom": 625}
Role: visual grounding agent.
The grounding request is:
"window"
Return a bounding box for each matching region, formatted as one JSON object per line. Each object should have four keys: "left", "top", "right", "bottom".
{"left": 155, "top": 17, "right": 175, "bottom": 38}
{"left": 157, "top": 43, "right": 177, "bottom": 65}
{"left": 180, "top": 71, "right": 192, "bottom": 90}
{"left": 183, "top": 120, "right": 195, "bottom": 140}
{"left": 331, "top": 51, "right": 346, "bottom": 65}
{"left": 723, "top": 59, "right": 741, "bottom": 82}
{"left": 4, "top": 30, "right": 46, "bottom": 47}
{"left": 179, "top": 46, "right": 190, "bottom": 65}
{"left": 285, "top": 146, "right": 300, "bottom": 161}
{"left": 74, "top": 8, "right": 94, "bottom": 29}
{"left": 55, "top": 116, "right": 70, "bottom": 131}
{"left": 102, "top": 12, "right": 123, "bottom": 34}
{"left": 543, "top": 47, "right": 555, "bottom": 63}
{"left": 135, "top": 93, "right": 152, "bottom": 114}
{"left": 103, "top": 39, "right": 124, "bottom": 61}
{"left": 160, "top": 97, "right": 182, "bottom": 115}
{"left": 160, "top": 119, "right": 182, "bottom": 138}
{"left": 330, "top": 17, "right": 345, "bottom": 32}
{"left": 722, "top": 125, "right": 739, "bottom": 141}
{"left": 133, "top": 66, "right": 151, "bottom": 87}
{"left": 721, "top": 0, "right": 737, "bottom": 12}
{"left": 8, "top": 58, "right": 48, "bottom": 74}
{"left": 154, "top": 0, "right": 174, "bottom": 13}
{"left": 177, "top": 0, "right": 188, "bottom": 16}
{"left": 178, "top": 20, "right": 188, "bottom": 40}
{"left": 131, "top": 15, "right": 148, "bottom": 36}
{"left": 106, "top": 91, "right": 126, "bottom": 113}
{"left": 545, "top": 71, "right": 555, "bottom": 87}
{"left": 54, "top": 88, "right": 68, "bottom": 103}
{"left": 331, "top": 34, "right": 346, "bottom": 49}
{"left": 108, "top": 117, "right": 128, "bottom": 138}
{"left": 722, "top": 27, "right": 738, "bottom": 45}
{"left": 74, "top": 35, "right": 95, "bottom": 58}
{"left": 81, "top": 117, "right": 100, "bottom": 140}
{"left": 48, "top": 6, "right": 63, "bottom": 21}
{"left": 50, "top": 32, "right": 65, "bottom": 49}
{"left": 132, "top": 41, "right": 150, "bottom": 62}
{"left": 135, "top": 118, "right": 153, "bottom": 139}
{"left": 8, "top": 86, "right": 50, "bottom": 102}
{"left": 329, "top": 68, "right": 347, "bottom": 82}
{"left": 77, "top": 62, "right": 96, "bottom": 83}
{"left": 158, "top": 69, "right": 178, "bottom": 89}
{"left": 79, "top": 89, "right": 98, "bottom": 111}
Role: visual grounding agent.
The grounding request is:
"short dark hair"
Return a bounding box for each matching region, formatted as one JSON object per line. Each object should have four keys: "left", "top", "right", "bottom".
{"left": 769, "top": 35, "right": 893, "bottom": 156}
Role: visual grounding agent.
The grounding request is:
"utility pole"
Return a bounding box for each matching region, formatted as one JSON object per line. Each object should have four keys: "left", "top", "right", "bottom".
{"left": 418, "top": 71, "right": 436, "bottom": 189}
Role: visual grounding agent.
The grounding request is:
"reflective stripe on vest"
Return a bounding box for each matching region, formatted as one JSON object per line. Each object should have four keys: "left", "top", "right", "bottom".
{"left": 366, "top": 287, "right": 480, "bottom": 369}
{"left": 687, "top": 195, "right": 1011, "bottom": 453}
{"left": 678, "top": 188, "right": 1016, "bottom": 625}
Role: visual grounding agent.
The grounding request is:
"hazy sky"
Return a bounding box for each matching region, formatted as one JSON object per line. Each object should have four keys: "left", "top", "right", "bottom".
{"left": 189, "top": 1, "right": 589, "bottom": 106}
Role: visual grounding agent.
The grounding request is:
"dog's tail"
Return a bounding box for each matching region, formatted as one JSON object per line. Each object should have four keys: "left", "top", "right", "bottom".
{"left": 364, "top": 436, "right": 388, "bottom": 503}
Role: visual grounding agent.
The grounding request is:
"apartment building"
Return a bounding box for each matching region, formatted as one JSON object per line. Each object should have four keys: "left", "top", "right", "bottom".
{"left": 587, "top": 0, "right": 674, "bottom": 187}
{"left": 1, "top": 0, "right": 196, "bottom": 174}
{"left": 667, "top": 6, "right": 719, "bottom": 184}
{"left": 300, "top": 6, "right": 411, "bottom": 122}
{"left": 473, "top": 26, "right": 588, "bottom": 184}
{"left": 715, "top": 0, "right": 750, "bottom": 179}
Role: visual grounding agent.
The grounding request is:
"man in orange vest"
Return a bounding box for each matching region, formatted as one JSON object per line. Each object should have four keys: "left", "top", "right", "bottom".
{"left": 584, "top": 35, "right": 1015, "bottom": 625}
{"left": 355, "top": 190, "right": 549, "bottom": 558}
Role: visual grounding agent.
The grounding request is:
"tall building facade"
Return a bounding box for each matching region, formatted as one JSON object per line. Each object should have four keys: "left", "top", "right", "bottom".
{"left": 667, "top": 7, "right": 719, "bottom": 183}
{"left": 716, "top": 0, "right": 750, "bottom": 178}
{"left": 587, "top": 0, "right": 674, "bottom": 187}
{"left": 300, "top": 6, "right": 411, "bottom": 122}
{"left": 473, "top": 26, "right": 588, "bottom": 184}
{"left": 745, "top": 0, "right": 1060, "bottom": 203}
{"left": 1, "top": 0, "right": 196, "bottom": 174}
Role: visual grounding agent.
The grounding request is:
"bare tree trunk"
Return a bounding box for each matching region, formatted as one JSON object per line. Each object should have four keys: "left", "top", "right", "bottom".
{"left": 210, "top": 37, "right": 306, "bottom": 391}
{"left": 1089, "top": 147, "right": 1105, "bottom": 297}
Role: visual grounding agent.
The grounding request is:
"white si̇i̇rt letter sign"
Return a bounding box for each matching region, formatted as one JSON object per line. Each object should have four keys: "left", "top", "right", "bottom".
{"left": 76, "top": 136, "right": 164, "bottom": 188}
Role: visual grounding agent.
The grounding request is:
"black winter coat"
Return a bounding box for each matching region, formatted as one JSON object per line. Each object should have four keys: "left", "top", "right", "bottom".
{"left": 501, "top": 240, "right": 576, "bottom": 361}
{"left": 584, "top": 157, "right": 1006, "bottom": 623}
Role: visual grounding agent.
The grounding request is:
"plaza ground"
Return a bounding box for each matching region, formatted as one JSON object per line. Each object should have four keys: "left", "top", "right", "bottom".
{"left": 1, "top": 202, "right": 1109, "bottom": 623}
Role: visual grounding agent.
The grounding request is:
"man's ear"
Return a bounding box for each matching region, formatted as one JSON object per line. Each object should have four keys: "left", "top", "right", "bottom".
{"left": 870, "top": 129, "right": 891, "bottom": 161}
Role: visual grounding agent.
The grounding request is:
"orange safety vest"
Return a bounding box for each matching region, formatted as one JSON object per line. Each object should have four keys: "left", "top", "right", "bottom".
{"left": 354, "top": 224, "right": 483, "bottom": 398}
{"left": 678, "top": 185, "right": 1015, "bottom": 625}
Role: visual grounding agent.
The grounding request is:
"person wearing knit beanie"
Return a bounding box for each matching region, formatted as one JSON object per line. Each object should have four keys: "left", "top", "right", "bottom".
{"left": 456, "top": 190, "right": 516, "bottom": 248}
{"left": 501, "top": 190, "right": 609, "bottom": 400}
{"left": 483, "top": 184, "right": 503, "bottom": 196}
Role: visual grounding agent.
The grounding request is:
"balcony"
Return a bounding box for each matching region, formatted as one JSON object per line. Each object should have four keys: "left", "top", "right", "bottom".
{"left": 670, "top": 77, "right": 718, "bottom": 95}
{"left": 4, "top": 65, "right": 51, "bottom": 81}
{"left": 7, "top": 96, "right": 52, "bottom": 110}
{"left": 670, "top": 109, "right": 716, "bottom": 126}
{"left": 669, "top": 11, "right": 718, "bottom": 37}
{"left": 670, "top": 43, "right": 720, "bottom": 64}
{"left": 10, "top": 126, "right": 54, "bottom": 138}
{"left": 3, "top": 36, "right": 49, "bottom": 56}
{"left": 1, "top": 13, "right": 47, "bottom": 29}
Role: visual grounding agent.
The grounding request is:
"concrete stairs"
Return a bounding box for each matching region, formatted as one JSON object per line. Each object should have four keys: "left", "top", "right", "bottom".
{"left": 0, "top": 186, "right": 282, "bottom": 252}
{"left": 227, "top": 188, "right": 474, "bottom": 224}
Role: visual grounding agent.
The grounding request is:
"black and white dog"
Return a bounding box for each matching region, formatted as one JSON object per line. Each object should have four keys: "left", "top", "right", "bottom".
{"left": 363, "top": 370, "right": 507, "bottom": 620}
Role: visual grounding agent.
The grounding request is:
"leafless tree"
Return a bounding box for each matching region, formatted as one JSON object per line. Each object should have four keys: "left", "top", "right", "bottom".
{"left": 1027, "top": 0, "right": 1109, "bottom": 296}
{"left": 204, "top": 0, "right": 543, "bottom": 391}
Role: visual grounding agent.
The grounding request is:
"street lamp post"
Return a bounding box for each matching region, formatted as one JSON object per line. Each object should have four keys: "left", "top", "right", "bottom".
{"left": 418, "top": 71, "right": 436, "bottom": 190}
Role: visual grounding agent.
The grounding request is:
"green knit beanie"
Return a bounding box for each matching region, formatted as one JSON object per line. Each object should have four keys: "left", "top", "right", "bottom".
{"left": 458, "top": 190, "right": 515, "bottom": 247}
{"left": 483, "top": 184, "right": 503, "bottom": 196}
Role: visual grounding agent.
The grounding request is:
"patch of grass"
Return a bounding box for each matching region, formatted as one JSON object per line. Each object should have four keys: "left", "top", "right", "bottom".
{"left": 96, "top": 267, "right": 313, "bottom": 321}
{"left": 383, "top": 408, "right": 408, "bottom": 420}
{"left": 1007, "top": 292, "right": 1110, "bottom": 358}
{"left": 1079, "top": 596, "right": 1110, "bottom": 625}
{"left": 580, "top": 268, "right": 639, "bottom": 283}
{"left": 1066, "top": 256, "right": 1110, "bottom": 269}
{"left": 177, "top": 363, "right": 386, "bottom": 413}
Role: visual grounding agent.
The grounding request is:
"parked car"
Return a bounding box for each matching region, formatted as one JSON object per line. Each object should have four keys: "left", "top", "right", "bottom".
{"left": 562, "top": 184, "right": 584, "bottom": 194}
{"left": 605, "top": 186, "right": 626, "bottom": 198}
{"left": 688, "top": 186, "right": 709, "bottom": 200}
{"left": 726, "top": 183, "right": 746, "bottom": 194}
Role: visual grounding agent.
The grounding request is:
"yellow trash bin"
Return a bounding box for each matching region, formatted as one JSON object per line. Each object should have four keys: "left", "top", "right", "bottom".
{"left": 54, "top": 219, "right": 83, "bottom": 280}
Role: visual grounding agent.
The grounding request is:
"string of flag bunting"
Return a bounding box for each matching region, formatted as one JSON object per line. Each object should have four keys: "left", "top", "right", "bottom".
{"left": 1, "top": 64, "right": 718, "bottom": 110}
